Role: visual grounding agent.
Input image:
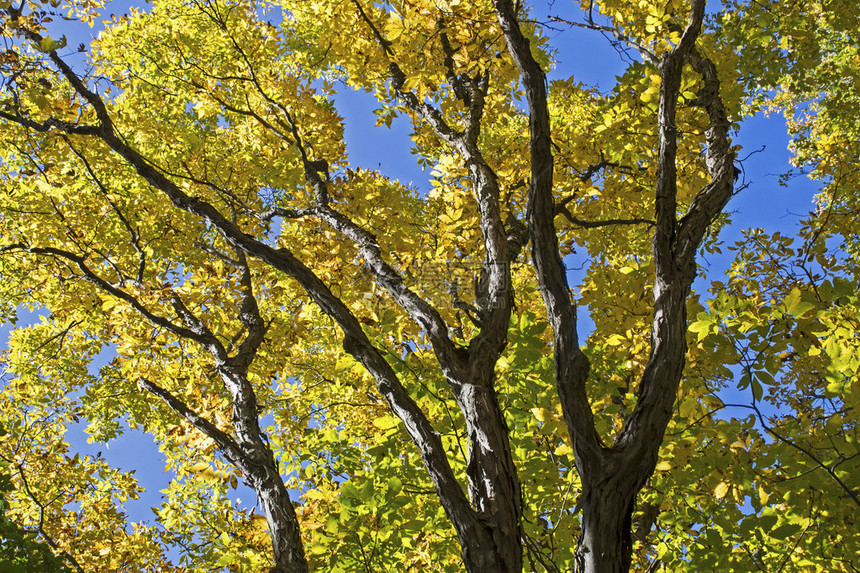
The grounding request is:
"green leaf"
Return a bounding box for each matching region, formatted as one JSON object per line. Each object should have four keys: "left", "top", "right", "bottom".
{"left": 751, "top": 377, "right": 763, "bottom": 402}
{"left": 770, "top": 522, "right": 802, "bottom": 539}
{"left": 37, "top": 35, "right": 66, "bottom": 53}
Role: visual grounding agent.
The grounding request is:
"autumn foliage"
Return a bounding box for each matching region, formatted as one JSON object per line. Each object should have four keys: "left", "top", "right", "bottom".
{"left": 0, "top": 0, "right": 858, "bottom": 571}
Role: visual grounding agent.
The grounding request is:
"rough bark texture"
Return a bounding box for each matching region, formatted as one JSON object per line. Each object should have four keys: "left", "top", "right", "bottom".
{"left": 494, "top": 0, "right": 734, "bottom": 570}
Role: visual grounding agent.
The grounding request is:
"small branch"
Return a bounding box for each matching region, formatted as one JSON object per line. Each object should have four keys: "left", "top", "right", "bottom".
{"left": 3, "top": 11, "right": 114, "bottom": 131}
{"left": 556, "top": 206, "right": 655, "bottom": 229}
{"left": 646, "top": 557, "right": 663, "bottom": 573}
{"left": 0, "top": 109, "right": 101, "bottom": 135}
{"left": 0, "top": 243, "right": 207, "bottom": 345}
{"left": 750, "top": 402, "right": 860, "bottom": 508}
{"left": 259, "top": 206, "right": 318, "bottom": 222}
{"left": 195, "top": 244, "right": 243, "bottom": 268}
{"left": 138, "top": 378, "right": 244, "bottom": 462}
{"left": 13, "top": 464, "right": 86, "bottom": 573}
{"left": 352, "top": 0, "right": 462, "bottom": 146}
{"left": 775, "top": 514, "right": 814, "bottom": 573}
{"left": 547, "top": 16, "right": 659, "bottom": 65}
{"left": 65, "top": 140, "right": 147, "bottom": 286}
{"left": 521, "top": 532, "right": 562, "bottom": 573}
{"left": 351, "top": 0, "right": 394, "bottom": 57}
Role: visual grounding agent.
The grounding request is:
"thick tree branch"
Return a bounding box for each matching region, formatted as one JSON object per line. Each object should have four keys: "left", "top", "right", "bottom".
{"left": 616, "top": 0, "right": 711, "bottom": 458}
{"left": 650, "top": 0, "right": 705, "bottom": 274}
{"left": 493, "top": 0, "right": 601, "bottom": 467}
{"left": 314, "top": 203, "right": 468, "bottom": 368}
{"left": 231, "top": 252, "right": 268, "bottom": 375}
{"left": 675, "top": 48, "right": 735, "bottom": 263}
{"left": 353, "top": 2, "right": 515, "bottom": 358}
{"left": 317, "top": 7, "right": 529, "bottom": 570}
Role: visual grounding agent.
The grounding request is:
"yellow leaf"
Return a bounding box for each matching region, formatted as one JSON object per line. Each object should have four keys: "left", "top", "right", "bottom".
{"left": 531, "top": 407, "right": 551, "bottom": 422}
{"left": 251, "top": 514, "right": 268, "bottom": 531}
{"left": 554, "top": 443, "right": 572, "bottom": 457}
{"left": 386, "top": 13, "right": 404, "bottom": 40}
{"left": 606, "top": 334, "right": 626, "bottom": 346}
{"left": 714, "top": 482, "right": 730, "bottom": 500}
{"left": 372, "top": 415, "right": 399, "bottom": 430}
{"left": 186, "top": 462, "right": 209, "bottom": 473}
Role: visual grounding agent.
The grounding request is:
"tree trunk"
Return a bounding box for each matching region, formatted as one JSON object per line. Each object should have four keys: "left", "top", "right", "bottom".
{"left": 253, "top": 458, "right": 307, "bottom": 573}
{"left": 459, "top": 523, "right": 522, "bottom": 573}
{"left": 455, "top": 379, "right": 523, "bottom": 573}
{"left": 574, "top": 463, "right": 645, "bottom": 573}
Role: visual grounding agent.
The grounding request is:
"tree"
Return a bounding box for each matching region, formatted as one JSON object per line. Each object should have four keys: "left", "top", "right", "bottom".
{"left": 0, "top": 0, "right": 857, "bottom": 571}
{"left": 0, "top": 424, "right": 73, "bottom": 573}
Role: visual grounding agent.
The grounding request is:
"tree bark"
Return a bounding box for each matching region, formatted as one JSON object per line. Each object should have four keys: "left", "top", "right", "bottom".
{"left": 493, "top": 0, "right": 734, "bottom": 571}
{"left": 451, "top": 371, "right": 523, "bottom": 572}
{"left": 575, "top": 471, "right": 639, "bottom": 573}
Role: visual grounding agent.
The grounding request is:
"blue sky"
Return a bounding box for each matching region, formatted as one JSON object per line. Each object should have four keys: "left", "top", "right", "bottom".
{"left": 1, "top": 0, "right": 822, "bottom": 552}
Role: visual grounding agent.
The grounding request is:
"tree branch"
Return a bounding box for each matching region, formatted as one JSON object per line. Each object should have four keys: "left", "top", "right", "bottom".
{"left": 351, "top": 1, "right": 518, "bottom": 366}
{"left": 65, "top": 140, "right": 147, "bottom": 286}
{"left": 0, "top": 243, "right": 208, "bottom": 345}
{"left": 13, "top": 463, "right": 86, "bottom": 573}
{"left": 750, "top": 402, "right": 860, "bottom": 508}
{"left": 0, "top": 109, "right": 101, "bottom": 135}
{"left": 231, "top": 252, "right": 268, "bottom": 375}
{"left": 5, "top": 24, "right": 478, "bottom": 550}
{"left": 493, "top": 0, "right": 602, "bottom": 466}
{"left": 547, "top": 16, "right": 659, "bottom": 66}
{"left": 556, "top": 205, "right": 655, "bottom": 229}
{"left": 615, "top": 0, "right": 708, "bottom": 460}
{"left": 675, "top": 48, "right": 736, "bottom": 264}
{"left": 137, "top": 378, "right": 244, "bottom": 461}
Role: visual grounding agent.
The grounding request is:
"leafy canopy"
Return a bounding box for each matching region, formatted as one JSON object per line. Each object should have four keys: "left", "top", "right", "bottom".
{"left": 0, "top": 0, "right": 858, "bottom": 571}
